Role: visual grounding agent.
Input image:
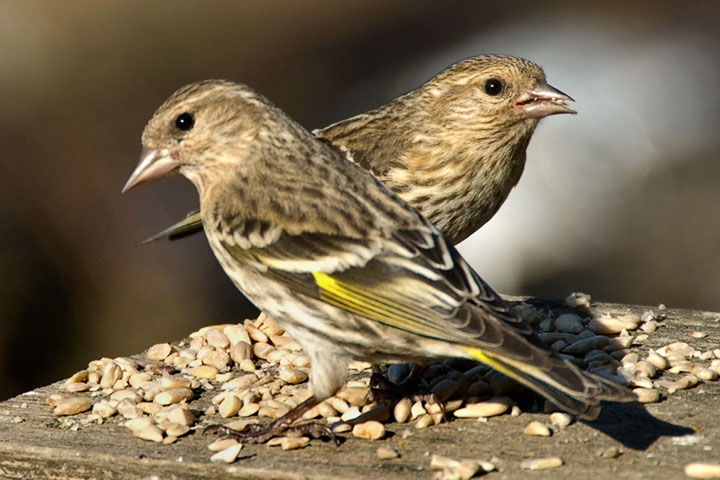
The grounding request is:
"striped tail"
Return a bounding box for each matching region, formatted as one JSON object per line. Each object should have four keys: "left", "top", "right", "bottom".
{"left": 462, "top": 346, "right": 636, "bottom": 420}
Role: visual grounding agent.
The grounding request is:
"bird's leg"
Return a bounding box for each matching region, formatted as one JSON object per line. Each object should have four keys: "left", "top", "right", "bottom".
{"left": 208, "top": 396, "right": 338, "bottom": 444}
{"left": 367, "top": 363, "right": 444, "bottom": 417}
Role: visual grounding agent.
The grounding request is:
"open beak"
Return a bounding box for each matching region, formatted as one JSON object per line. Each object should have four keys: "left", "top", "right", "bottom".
{"left": 122, "top": 148, "right": 180, "bottom": 193}
{"left": 515, "top": 81, "right": 576, "bottom": 119}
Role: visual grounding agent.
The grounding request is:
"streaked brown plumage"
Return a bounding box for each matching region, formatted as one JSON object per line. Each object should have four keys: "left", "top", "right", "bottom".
{"left": 316, "top": 56, "right": 573, "bottom": 244}
{"left": 148, "top": 55, "right": 574, "bottom": 245}
{"left": 123, "top": 79, "right": 633, "bottom": 441}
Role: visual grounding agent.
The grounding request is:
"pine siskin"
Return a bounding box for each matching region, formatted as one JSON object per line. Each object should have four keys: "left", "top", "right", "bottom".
{"left": 123, "top": 80, "right": 633, "bottom": 440}
{"left": 147, "top": 55, "right": 574, "bottom": 245}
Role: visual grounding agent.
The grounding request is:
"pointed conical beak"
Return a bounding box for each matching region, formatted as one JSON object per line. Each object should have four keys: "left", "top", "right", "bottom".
{"left": 515, "top": 81, "right": 577, "bottom": 119}
{"left": 122, "top": 148, "right": 180, "bottom": 193}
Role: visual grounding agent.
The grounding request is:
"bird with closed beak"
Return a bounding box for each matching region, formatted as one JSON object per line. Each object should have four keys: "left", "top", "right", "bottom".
{"left": 123, "top": 73, "right": 634, "bottom": 442}
{"left": 148, "top": 55, "right": 575, "bottom": 246}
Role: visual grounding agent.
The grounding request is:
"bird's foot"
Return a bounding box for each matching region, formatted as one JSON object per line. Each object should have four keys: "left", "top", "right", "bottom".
{"left": 204, "top": 396, "right": 338, "bottom": 445}
{"left": 367, "top": 372, "right": 445, "bottom": 418}
{"left": 206, "top": 420, "right": 337, "bottom": 445}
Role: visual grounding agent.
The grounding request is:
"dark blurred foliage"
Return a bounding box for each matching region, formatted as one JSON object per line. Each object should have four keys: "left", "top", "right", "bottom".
{"left": 1, "top": 1, "right": 719, "bottom": 401}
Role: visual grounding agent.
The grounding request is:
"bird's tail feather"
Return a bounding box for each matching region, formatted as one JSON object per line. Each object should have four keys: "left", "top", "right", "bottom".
{"left": 462, "top": 346, "right": 636, "bottom": 420}
{"left": 142, "top": 210, "right": 203, "bottom": 243}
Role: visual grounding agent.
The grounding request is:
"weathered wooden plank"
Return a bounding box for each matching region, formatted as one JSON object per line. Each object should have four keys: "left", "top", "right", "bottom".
{"left": 1, "top": 300, "right": 718, "bottom": 479}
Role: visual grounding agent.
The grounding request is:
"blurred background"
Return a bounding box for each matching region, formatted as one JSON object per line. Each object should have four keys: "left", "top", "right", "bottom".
{"left": 1, "top": 1, "right": 719, "bottom": 401}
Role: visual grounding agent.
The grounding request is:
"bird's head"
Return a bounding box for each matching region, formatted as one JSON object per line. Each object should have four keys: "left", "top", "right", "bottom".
{"left": 122, "top": 80, "right": 271, "bottom": 193}
{"left": 418, "top": 55, "right": 575, "bottom": 134}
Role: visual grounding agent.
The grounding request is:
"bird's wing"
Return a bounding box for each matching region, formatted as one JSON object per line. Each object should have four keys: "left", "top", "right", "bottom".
{"left": 219, "top": 221, "right": 635, "bottom": 418}
{"left": 221, "top": 225, "right": 386, "bottom": 274}
{"left": 304, "top": 229, "right": 539, "bottom": 349}
{"left": 218, "top": 213, "right": 532, "bottom": 348}
{"left": 143, "top": 210, "right": 203, "bottom": 243}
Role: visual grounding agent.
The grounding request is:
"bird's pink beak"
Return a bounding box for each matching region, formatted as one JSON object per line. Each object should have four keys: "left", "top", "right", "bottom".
{"left": 514, "top": 81, "right": 576, "bottom": 119}
{"left": 122, "top": 148, "right": 180, "bottom": 193}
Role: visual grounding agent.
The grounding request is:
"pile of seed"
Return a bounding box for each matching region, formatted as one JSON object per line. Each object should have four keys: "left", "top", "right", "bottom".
{"left": 523, "top": 294, "right": 720, "bottom": 405}
{"left": 48, "top": 293, "right": 719, "bottom": 466}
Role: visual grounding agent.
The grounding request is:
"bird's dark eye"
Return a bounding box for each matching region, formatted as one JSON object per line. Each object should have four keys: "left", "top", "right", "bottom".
{"left": 175, "top": 112, "right": 195, "bottom": 131}
{"left": 483, "top": 78, "right": 504, "bottom": 96}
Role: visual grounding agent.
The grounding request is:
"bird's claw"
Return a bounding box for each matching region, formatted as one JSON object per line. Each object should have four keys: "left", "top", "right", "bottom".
{"left": 367, "top": 372, "right": 446, "bottom": 420}
{"left": 207, "top": 420, "right": 338, "bottom": 445}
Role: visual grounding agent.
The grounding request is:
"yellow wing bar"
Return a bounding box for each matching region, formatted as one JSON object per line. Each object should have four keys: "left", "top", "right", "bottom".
{"left": 312, "top": 272, "right": 458, "bottom": 342}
